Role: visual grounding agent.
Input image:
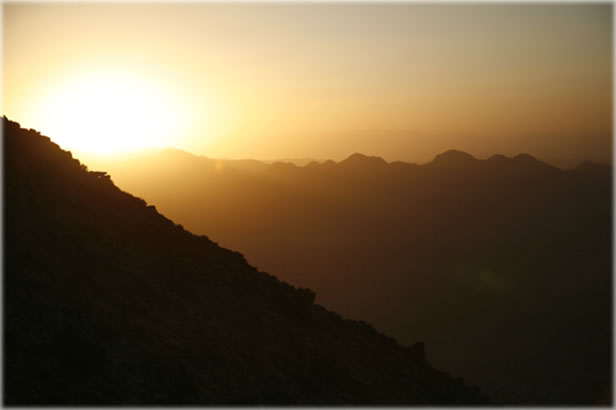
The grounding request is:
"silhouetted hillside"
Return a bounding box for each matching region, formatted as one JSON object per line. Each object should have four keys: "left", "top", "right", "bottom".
{"left": 3, "top": 117, "right": 490, "bottom": 405}
{"left": 88, "top": 146, "right": 612, "bottom": 404}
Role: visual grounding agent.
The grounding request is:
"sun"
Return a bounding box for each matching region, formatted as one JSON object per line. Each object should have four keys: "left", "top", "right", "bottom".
{"left": 31, "top": 70, "right": 189, "bottom": 155}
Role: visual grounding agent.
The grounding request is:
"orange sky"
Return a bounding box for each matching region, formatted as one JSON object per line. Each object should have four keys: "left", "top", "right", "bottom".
{"left": 2, "top": 3, "right": 613, "bottom": 166}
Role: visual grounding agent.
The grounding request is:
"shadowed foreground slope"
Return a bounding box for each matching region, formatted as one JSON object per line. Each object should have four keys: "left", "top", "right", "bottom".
{"left": 3, "top": 117, "right": 488, "bottom": 405}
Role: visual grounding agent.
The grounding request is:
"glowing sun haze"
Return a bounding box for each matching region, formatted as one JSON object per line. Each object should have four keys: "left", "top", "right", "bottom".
{"left": 31, "top": 69, "right": 191, "bottom": 154}
{"left": 2, "top": 3, "right": 612, "bottom": 165}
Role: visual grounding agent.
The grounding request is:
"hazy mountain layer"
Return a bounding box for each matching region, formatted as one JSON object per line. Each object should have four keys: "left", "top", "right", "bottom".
{"left": 89, "top": 146, "right": 612, "bottom": 404}
{"left": 3, "top": 117, "right": 490, "bottom": 405}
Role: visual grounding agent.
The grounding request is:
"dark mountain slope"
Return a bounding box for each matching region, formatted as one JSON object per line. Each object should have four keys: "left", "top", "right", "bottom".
{"left": 89, "top": 147, "right": 612, "bottom": 404}
{"left": 3, "top": 117, "right": 488, "bottom": 405}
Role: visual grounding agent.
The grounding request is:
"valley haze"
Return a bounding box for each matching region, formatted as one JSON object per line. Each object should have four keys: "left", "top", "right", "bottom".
{"left": 78, "top": 141, "right": 613, "bottom": 404}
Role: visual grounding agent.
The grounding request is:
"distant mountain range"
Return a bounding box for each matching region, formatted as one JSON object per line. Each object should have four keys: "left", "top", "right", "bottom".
{"left": 85, "top": 145, "right": 612, "bottom": 404}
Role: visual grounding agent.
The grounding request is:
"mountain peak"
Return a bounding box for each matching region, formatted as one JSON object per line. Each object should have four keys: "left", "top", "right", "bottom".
{"left": 432, "top": 150, "right": 476, "bottom": 165}
{"left": 510, "top": 153, "right": 563, "bottom": 173}
{"left": 340, "top": 153, "right": 387, "bottom": 166}
{"left": 512, "top": 153, "right": 538, "bottom": 162}
{"left": 570, "top": 159, "right": 611, "bottom": 176}
{"left": 487, "top": 154, "right": 508, "bottom": 162}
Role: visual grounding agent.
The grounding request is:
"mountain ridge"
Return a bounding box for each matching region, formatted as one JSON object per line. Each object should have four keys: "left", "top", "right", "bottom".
{"left": 82, "top": 145, "right": 607, "bottom": 176}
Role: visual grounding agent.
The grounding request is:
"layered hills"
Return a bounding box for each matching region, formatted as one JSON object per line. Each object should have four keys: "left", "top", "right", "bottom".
{"left": 86, "top": 144, "right": 612, "bottom": 404}
{"left": 3, "top": 117, "right": 490, "bottom": 404}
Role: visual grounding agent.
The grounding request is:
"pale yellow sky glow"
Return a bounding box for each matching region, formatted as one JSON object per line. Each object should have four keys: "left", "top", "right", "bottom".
{"left": 2, "top": 3, "right": 613, "bottom": 165}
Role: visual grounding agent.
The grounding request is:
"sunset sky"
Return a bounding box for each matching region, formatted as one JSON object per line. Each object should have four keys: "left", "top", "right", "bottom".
{"left": 2, "top": 3, "right": 612, "bottom": 166}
